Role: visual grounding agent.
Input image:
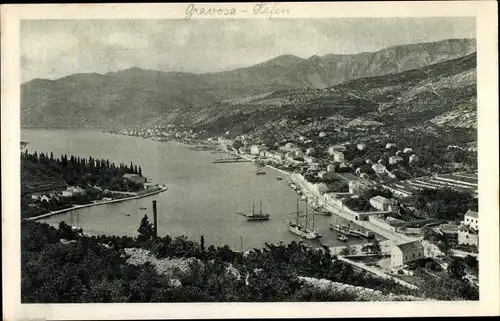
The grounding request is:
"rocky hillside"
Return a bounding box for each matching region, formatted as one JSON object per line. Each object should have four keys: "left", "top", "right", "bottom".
{"left": 21, "top": 38, "right": 475, "bottom": 128}
{"left": 190, "top": 52, "right": 477, "bottom": 138}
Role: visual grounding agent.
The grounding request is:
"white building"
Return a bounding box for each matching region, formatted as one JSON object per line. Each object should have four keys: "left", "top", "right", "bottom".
{"left": 458, "top": 210, "right": 479, "bottom": 247}
{"left": 463, "top": 210, "right": 478, "bottom": 230}
{"left": 295, "top": 150, "right": 305, "bottom": 158}
{"left": 386, "top": 143, "right": 397, "bottom": 149}
{"left": 268, "top": 151, "right": 285, "bottom": 161}
{"left": 283, "top": 142, "right": 298, "bottom": 151}
{"left": 312, "top": 183, "right": 329, "bottom": 195}
{"left": 403, "top": 147, "right": 413, "bottom": 153}
{"left": 319, "top": 132, "right": 327, "bottom": 138}
{"left": 318, "top": 171, "right": 328, "bottom": 179}
{"left": 332, "top": 151, "right": 344, "bottom": 163}
{"left": 285, "top": 152, "right": 296, "bottom": 162}
{"left": 409, "top": 154, "right": 420, "bottom": 164}
{"left": 309, "top": 163, "right": 321, "bottom": 171}
{"left": 61, "top": 186, "right": 86, "bottom": 197}
{"left": 371, "top": 163, "right": 387, "bottom": 174}
{"left": 250, "top": 145, "right": 260, "bottom": 155}
{"left": 389, "top": 155, "right": 404, "bottom": 165}
{"left": 458, "top": 226, "right": 478, "bottom": 246}
{"left": 357, "top": 143, "right": 366, "bottom": 150}
{"left": 369, "top": 196, "right": 394, "bottom": 211}
{"left": 306, "top": 147, "right": 315, "bottom": 155}
{"left": 327, "top": 164, "right": 336, "bottom": 172}
{"left": 328, "top": 145, "right": 347, "bottom": 154}
{"left": 391, "top": 241, "right": 425, "bottom": 267}
{"left": 31, "top": 193, "right": 56, "bottom": 202}
{"left": 304, "top": 156, "right": 317, "bottom": 164}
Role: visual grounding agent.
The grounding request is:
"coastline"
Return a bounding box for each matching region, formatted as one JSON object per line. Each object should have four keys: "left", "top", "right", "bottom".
{"left": 27, "top": 186, "right": 168, "bottom": 221}
{"left": 114, "top": 135, "right": 413, "bottom": 245}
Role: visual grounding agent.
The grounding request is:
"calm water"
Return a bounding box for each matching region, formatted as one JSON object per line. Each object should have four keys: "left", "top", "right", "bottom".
{"left": 22, "top": 129, "right": 371, "bottom": 251}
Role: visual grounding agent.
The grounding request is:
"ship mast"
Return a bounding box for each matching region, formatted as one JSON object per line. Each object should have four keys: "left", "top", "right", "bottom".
{"left": 260, "top": 197, "right": 263, "bottom": 215}
{"left": 252, "top": 199, "right": 255, "bottom": 217}
{"left": 312, "top": 202, "right": 315, "bottom": 230}
{"left": 305, "top": 197, "right": 308, "bottom": 230}
{"left": 296, "top": 197, "right": 299, "bottom": 225}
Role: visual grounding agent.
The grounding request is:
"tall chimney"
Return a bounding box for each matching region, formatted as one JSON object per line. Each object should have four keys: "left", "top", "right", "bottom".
{"left": 152, "top": 200, "right": 158, "bottom": 238}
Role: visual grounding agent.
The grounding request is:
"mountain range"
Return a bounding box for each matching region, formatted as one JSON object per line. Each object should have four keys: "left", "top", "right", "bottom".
{"left": 21, "top": 38, "right": 476, "bottom": 131}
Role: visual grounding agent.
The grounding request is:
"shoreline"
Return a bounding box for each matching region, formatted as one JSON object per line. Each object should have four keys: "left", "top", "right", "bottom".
{"left": 100, "top": 134, "right": 412, "bottom": 245}
{"left": 27, "top": 186, "right": 168, "bottom": 221}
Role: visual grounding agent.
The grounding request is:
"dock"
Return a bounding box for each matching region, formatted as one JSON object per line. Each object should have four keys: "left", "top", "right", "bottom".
{"left": 212, "top": 157, "right": 252, "bottom": 163}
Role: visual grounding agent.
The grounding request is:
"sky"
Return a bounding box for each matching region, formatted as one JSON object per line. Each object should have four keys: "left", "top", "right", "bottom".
{"left": 20, "top": 17, "right": 475, "bottom": 82}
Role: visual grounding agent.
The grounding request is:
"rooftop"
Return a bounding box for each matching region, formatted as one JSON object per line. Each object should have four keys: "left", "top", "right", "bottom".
{"left": 394, "top": 241, "right": 424, "bottom": 252}
{"left": 370, "top": 195, "right": 392, "bottom": 204}
{"left": 465, "top": 209, "right": 478, "bottom": 219}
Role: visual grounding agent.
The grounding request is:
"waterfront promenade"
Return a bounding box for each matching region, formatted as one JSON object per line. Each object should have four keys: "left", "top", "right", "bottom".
{"left": 221, "top": 145, "right": 417, "bottom": 244}
{"left": 27, "top": 186, "right": 168, "bottom": 221}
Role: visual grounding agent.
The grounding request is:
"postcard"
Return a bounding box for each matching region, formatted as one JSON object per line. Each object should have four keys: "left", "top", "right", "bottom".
{"left": 1, "top": 1, "right": 499, "bottom": 319}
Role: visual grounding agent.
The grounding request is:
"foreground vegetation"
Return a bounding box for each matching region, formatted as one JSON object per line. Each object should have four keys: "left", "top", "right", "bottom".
{"left": 21, "top": 217, "right": 478, "bottom": 303}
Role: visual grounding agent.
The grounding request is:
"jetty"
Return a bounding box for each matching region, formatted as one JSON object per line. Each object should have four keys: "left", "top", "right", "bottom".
{"left": 212, "top": 157, "right": 252, "bottom": 164}
{"left": 26, "top": 186, "right": 168, "bottom": 221}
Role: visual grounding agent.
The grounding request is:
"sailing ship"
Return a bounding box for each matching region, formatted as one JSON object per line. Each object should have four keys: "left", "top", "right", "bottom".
{"left": 288, "top": 197, "right": 322, "bottom": 240}
{"left": 238, "top": 198, "right": 270, "bottom": 221}
{"left": 256, "top": 168, "right": 266, "bottom": 175}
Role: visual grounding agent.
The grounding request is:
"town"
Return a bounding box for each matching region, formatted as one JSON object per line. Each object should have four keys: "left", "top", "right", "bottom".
{"left": 108, "top": 122, "right": 479, "bottom": 288}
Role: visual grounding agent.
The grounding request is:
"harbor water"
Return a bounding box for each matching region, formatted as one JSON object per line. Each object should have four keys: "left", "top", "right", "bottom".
{"left": 22, "top": 129, "right": 379, "bottom": 251}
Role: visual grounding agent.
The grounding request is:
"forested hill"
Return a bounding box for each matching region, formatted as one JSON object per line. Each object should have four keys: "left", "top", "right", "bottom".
{"left": 21, "top": 38, "right": 475, "bottom": 128}
{"left": 21, "top": 219, "right": 479, "bottom": 302}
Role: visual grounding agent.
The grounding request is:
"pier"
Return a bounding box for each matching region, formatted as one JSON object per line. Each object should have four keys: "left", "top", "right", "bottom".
{"left": 212, "top": 157, "right": 252, "bottom": 163}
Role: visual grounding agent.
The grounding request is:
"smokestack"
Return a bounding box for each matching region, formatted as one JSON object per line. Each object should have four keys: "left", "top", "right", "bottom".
{"left": 152, "top": 200, "right": 158, "bottom": 238}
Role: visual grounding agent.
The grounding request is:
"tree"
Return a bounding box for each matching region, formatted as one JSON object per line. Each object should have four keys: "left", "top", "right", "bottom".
{"left": 137, "top": 215, "right": 155, "bottom": 242}
{"left": 200, "top": 235, "right": 205, "bottom": 255}
{"left": 448, "top": 257, "right": 466, "bottom": 279}
{"left": 371, "top": 238, "right": 382, "bottom": 255}
{"left": 138, "top": 166, "right": 143, "bottom": 176}
{"left": 463, "top": 255, "right": 478, "bottom": 275}
{"left": 340, "top": 245, "right": 356, "bottom": 256}
{"left": 232, "top": 140, "right": 244, "bottom": 151}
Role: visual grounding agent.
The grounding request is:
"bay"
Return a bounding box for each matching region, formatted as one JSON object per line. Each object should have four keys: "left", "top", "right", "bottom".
{"left": 22, "top": 129, "right": 370, "bottom": 251}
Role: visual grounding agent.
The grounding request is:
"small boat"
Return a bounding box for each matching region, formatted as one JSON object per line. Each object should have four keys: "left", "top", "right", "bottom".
{"left": 312, "top": 204, "right": 331, "bottom": 216}
{"left": 276, "top": 177, "right": 283, "bottom": 180}
{"left": 139, "top": 206, "right": 147, "bottom": 210}
{"left": 238, "top": 198, "right": 270, "bottom": 221}
{"left": 337, "top": 234, "right": 348, "bottom": 242}
{"left": 256, "top": 169, "right": 266, "bottom": 175}
{"left": 329, "top": 223, "right": 348, "bottom": 232}
{"left": 124, "top": 213, "right": 130, "bottom": 217}
{"left": 350, "top": 229, "right": 375, "bottom": 239}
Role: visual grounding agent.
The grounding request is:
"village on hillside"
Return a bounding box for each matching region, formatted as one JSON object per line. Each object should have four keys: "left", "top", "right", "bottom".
{"left": 110, "top": 122, "right": 479, "bottom": 288}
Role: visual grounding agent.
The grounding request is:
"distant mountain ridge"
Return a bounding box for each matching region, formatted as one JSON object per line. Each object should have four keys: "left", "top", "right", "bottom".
{"left": 189, "top": 52, "right": 477, "bottom": 138}
{"left": 21, "top": 38, "right": 476, "bottom": 128}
